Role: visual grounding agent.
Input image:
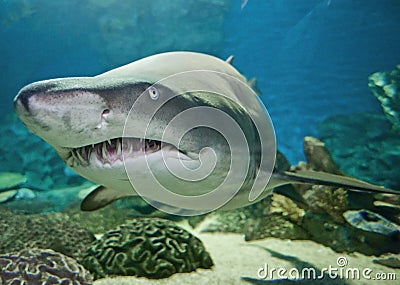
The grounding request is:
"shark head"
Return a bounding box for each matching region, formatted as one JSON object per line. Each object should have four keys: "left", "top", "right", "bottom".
{"left": 14, "top": 52, "right": 277, "bottom": 213}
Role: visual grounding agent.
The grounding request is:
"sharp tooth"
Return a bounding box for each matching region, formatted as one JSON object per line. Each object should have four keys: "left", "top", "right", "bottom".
{"left": 107, "top": 139, "right": 111, "bottom": 145}
{"left": 81, "top": 147, "right": 87, "bottom": 158}
{"left": 116, "top": 139, "right": 122, "bottom": 156}
{"left": 92, "top": 144, "right": 95, "bottom": 148}
{"left": 76, "top": 150, "right": 84, "bottom": 162}
{"left": 128, "top": 143, "right": 133, "bottom": 155}
{"left": 102, "top": 143, "right": 108, "bottom": 159}
{"left": 86, "top": 146, "right": 91, "bottom": 162}
{"left": 66, "top": 156, "right": 74, "bottom": 167}
{"left": 71, "top": 150, "right": 78, "bottom": 160}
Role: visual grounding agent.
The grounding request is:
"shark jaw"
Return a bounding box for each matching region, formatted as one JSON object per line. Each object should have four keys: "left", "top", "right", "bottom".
{"left": 66, "top": 136, "right": 190, "bottom": 168}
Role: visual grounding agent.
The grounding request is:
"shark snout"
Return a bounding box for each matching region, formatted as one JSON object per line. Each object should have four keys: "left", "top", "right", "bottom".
{"left": 14, "top": 80, "right": 60, "bottom": 114}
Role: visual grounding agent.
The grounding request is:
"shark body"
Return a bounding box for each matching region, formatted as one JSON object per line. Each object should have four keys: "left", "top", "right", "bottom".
{"left": 14, "top": 52, "right": 398, "bottom": 214}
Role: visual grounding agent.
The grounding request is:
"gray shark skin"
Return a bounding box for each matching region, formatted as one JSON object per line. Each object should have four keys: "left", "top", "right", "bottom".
{"left": 14, "top": 52, "right": 398, "bottom": 214}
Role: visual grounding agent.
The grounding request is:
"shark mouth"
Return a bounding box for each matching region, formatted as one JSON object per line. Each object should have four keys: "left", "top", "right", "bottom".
{"left": 67, "top": 138, "right": 182, "bottom": 167}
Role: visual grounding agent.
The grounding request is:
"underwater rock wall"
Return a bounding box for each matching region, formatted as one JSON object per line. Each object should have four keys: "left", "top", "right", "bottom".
{"left": 0, "top": 116, "right": 85, "bottom": 190}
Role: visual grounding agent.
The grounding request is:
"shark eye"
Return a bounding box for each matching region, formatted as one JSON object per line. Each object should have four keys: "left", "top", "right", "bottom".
{"left": 148, "top": 86, "right": 159, "bottom": 100}
{"left": 102, "top": 109, "right": 110, "bottom": 118}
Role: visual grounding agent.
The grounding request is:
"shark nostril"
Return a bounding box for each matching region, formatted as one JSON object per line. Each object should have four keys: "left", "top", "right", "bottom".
{"left": 96, "top": 109, "right": 110, "bottom": 129}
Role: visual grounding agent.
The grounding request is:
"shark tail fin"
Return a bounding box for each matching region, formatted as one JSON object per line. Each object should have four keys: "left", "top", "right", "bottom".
{"left": 277, "top": 170, "right": 399, "bottom": 194}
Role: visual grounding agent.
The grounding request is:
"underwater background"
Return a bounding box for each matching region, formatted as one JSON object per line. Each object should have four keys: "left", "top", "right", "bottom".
{"left": 1, "top": 1, "right": 400, "bottom": 284}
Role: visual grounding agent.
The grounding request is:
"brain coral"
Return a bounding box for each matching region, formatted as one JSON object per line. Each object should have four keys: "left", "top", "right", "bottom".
{"left": 0, "top": 248, "right": 93, "bottom": 285}
{"left": 0, "top": 209, "right": 95, "bottom": 260}
{"left": 82, "top": 218, "right": 213, "bottom": 279}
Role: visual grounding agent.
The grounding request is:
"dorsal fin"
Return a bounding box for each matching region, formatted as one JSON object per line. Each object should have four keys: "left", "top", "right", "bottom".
{"left": 225, "top": 55, "right": 234, "bottom": 65}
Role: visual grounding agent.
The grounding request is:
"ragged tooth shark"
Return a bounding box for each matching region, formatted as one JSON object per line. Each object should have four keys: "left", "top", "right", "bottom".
{"left": 14, "top": 52, "right": 398, "bottom": 214}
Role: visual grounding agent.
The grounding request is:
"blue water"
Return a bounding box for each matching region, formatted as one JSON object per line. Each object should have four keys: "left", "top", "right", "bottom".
{"left": 1, "top": 0, "right": 400, "bottom": 163}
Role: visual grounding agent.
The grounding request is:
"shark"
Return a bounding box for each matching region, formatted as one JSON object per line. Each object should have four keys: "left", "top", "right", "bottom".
{"left": 13, "top": 51, "right": 398, "bottom": 214}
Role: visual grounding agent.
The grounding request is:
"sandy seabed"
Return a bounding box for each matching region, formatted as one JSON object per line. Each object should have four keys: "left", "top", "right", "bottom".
{"left": 93, "top": 225, "right": 400, "bottom": 285}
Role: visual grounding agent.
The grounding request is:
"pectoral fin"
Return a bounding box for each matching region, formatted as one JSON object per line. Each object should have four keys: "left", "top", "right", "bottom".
{"left": 274, "top": 170, "right": 398, "bottom": 194}
{"left": 80, "top": 185, "right": 135, "bottom": 211}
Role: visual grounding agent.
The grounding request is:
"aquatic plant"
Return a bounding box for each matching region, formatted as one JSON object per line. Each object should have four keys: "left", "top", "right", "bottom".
{"left": 81, "top": 218, "right": 213, "bottom": 279}
{"left": 0, "top": 248, "right": 92, "bottom": 284}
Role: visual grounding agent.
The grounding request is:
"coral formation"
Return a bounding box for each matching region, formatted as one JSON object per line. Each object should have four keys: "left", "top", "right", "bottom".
{"left": 240, "top": 194, "right": 308, "bottom": 241}
{"left": 82, "top": 218, "right": 213, "bottom": 279}
{"left": 369, "top": 65, "right": 400, "bottom": 132}
{"left": 0, "top": 248, "right": 92, "bottom": 284}
{"left": 244, "top": 214, "right": 309, "bottom": 241}
{"left": 0, "top": 209, "right": 95, "bottom": 260}
{"left": 269, "top": 193, "right": 305, "bottom": 224}
{"left": 303, "top": 186, "right": 348, "bottom": 223}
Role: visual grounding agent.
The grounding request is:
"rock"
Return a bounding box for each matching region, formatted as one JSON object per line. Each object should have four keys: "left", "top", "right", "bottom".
{"left": 0, "top": 248, "right": 92, "bottom": 284}
{"left": 343, "top": 209, "right": 399, "bottom": 237}
{"left": 0, "top": 172, "right": 26, "bottom": 191}
{"left": 0, "top": 190, "right": 17, "bottom": 203}
{"left": 373, "top": 254, "right": 400, "bottom": 269}
{"left": 303, "top": 136, "right": 343, "bottom": 174}
{"left": 301, "top": 211, "right": 400, "bottom": 255}
{"left": 15, "top": 187, "right": 36, "bottom": 200}
{"left": 82, "top": 218, "right": 213, "bottom": 279}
